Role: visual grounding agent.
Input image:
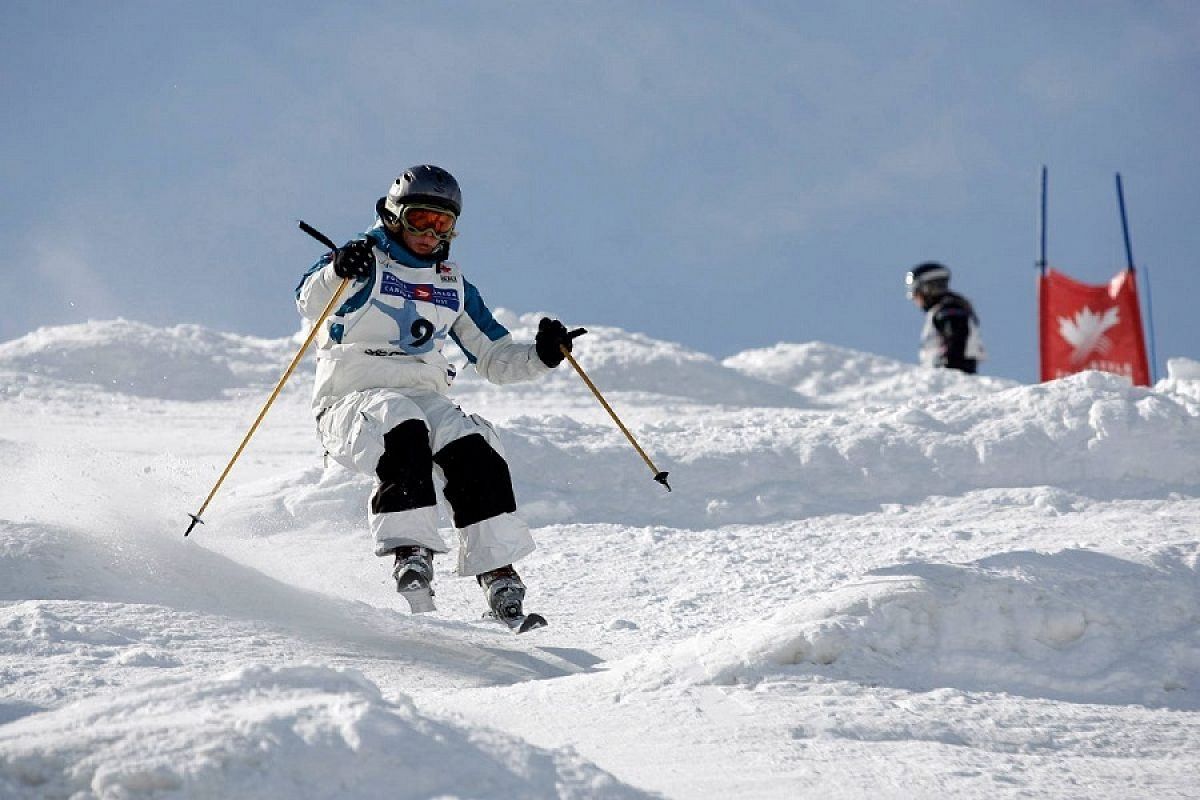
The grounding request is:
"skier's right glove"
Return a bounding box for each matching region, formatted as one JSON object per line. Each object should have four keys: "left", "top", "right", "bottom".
{"left": 332, "top": 238, "right": 375, "bottom": 280}
{"left": 535, "top": 317, "right": 587, "bottom": 368}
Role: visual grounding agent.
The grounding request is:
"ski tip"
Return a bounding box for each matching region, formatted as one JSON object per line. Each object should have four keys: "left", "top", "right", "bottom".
{"left": 399, "top": 589, "right": 436, "bottom": 614}
{"left": 483, "top": 611, "right": 548, "bottom": 633}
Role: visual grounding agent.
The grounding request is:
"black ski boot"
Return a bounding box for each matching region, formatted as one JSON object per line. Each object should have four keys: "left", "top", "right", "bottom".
{"left": 478, "top": 565, "right": 525, "bottom": 621}
{"left": 393, "top": 546, "right": 435, "bottom": 614}
{"left": 478, "top": 565, "right": 545, "bottom": 632}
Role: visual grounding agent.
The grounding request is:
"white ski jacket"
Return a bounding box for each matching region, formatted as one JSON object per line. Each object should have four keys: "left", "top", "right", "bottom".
{"left": 296, "top": 223, "right": 548, "bottom": 414}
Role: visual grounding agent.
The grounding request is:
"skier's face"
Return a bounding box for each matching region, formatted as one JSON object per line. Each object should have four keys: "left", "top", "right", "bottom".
{"left": 400, "top": 227, "right": 443, "bottom": 256}
{"left": 385, "top": 203, "right": 457, "bottom": 257}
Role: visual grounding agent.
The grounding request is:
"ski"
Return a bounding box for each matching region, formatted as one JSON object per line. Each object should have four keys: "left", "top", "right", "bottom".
{"left": 484, "top": 610, "right": 547, "bottom": 634}
{"left": 393, "top": 548, "right": 436, "bottom": 614}
{"left": 399, "top": 587, "right": 436, "bottom": 614}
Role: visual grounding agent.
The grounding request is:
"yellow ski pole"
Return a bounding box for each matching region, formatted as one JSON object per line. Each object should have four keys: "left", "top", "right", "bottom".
{"left": 184, "top": 221, "right": 348, "bottom": 535}
{"left": 561, "top": 345, "right": 671, "bottom": 491}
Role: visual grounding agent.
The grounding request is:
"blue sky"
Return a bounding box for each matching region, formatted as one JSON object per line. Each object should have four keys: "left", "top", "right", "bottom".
{"left": 3, "top": 1, "right": 1197, "bottom": 382}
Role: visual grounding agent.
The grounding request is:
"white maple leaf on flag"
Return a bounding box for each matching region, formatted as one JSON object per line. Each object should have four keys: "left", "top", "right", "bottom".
{"left": 1058, "top": 306, "right": 1120, "bottom": 364}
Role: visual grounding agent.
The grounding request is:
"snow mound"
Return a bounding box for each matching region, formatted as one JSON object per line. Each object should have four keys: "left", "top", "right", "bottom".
{"left": 0, "top": 316, "right": 812, "bottom": 408}
{"left": 0, "top": 517, "right": 578, "bottom": 706}
{"left": 723, "top": 341, "right": 1017, "bottom": 406}
{"left": 218, "top": 464, "right": 367, "bottom": 536}
{"left": 620, "top": 545, "right": 1200, "bottom": 708}
{"left": 1158, "top": 356, "right": 1200, "bottom": 404}
{"left": 506, "top": 369, "right": 1199, "bottom": 525}
{"left": 0, "top": 664, "right": 651, "bottom": 800}
{"left": 0, "top": 319, "right": 298, "bottom": 400}
{"left": 243, "top": 367, "right": 1200, "bottom": 530}
{"left": 1166, "top": 357, "right": 1200, "bottom": 381}
{"left": 451, "top": 311, "right": 809, "bottom": 408}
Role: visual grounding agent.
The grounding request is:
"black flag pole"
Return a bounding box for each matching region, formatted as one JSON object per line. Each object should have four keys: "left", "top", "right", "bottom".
{"left": 1037, "top": 166, "right": 1048, "bottom": 276}
{"left": 1115, "top": 173, "right": 1135, "bottom": 272}
{"left": 1115, "top": 174, "right": 1158, "bottom": 382}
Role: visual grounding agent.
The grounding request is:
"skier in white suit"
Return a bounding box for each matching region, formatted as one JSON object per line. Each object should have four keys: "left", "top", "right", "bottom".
{"left": 296, "top": 165, "right": 583, "bottom": 620}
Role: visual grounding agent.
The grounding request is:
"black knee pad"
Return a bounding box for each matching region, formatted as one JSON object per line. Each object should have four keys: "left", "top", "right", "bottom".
{"left": 433, "top": 433, "right": 517, "bottom": 528}
{"left": 372, "top": 419, "right": 436, "bottom": 514}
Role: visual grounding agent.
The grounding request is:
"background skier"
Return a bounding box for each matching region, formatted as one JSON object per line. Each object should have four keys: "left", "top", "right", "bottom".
{"left": 295, "top": 165, "right": 583, "bottom": 623}
{"left": 905, "top": 262, "right": 985, "bottom": 374}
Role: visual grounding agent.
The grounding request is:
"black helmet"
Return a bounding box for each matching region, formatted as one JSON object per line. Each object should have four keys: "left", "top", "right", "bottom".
{"left": 905, "top": 262, "right": 951, "bottom": 298}
{"left": 382, "top": 165, "right": 462, "bottom": 220}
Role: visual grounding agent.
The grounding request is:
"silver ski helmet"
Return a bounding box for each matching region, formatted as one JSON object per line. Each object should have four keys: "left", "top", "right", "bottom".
{"left": 382, "top": 165, "right": 462, "bottom": 221}
{"left": 905, "top": 262, "right": 951, "bottom": 299}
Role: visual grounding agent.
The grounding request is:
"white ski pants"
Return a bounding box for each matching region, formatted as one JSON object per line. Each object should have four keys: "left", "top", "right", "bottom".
{"left": 317, "top": 388, "right": 535, "bottom": 576}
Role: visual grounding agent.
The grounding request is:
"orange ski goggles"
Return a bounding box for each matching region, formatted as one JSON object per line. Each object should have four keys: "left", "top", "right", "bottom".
{"left": 397, "top": 204, "right": 458, "bottom": 241}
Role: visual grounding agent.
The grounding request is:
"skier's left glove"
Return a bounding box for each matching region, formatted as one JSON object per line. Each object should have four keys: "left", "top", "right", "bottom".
{"left": 535, "top": 317, "right": 587, "bottom": 368}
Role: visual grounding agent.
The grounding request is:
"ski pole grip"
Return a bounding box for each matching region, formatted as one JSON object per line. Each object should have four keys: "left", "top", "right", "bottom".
{"left": 298, "top": 220, "right": 338, "bottom": 252}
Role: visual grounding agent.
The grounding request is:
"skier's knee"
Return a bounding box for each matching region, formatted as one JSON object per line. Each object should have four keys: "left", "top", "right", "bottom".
{"left": 372, "top": 419, "right": 436, "bottom": 513}
{"left": 433, "top": 433, "right": 517, "bottom": 528}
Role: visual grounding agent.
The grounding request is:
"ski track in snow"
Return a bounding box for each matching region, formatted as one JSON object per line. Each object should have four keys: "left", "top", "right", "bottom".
{"left": 1, "top": 315, "right": 1198, "bottom": 798}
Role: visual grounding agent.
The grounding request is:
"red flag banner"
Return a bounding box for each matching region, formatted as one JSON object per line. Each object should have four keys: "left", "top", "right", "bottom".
{"left": 1039, "top": 268, "right": 1150, "bottom": 385}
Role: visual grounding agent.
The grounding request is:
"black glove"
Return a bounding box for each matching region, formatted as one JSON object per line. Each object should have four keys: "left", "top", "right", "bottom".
{"left": 535, "top": 317, "right": 587, "bottom": 368}
{"left": 332, "top": 238, "right": 375, "bottom": 279}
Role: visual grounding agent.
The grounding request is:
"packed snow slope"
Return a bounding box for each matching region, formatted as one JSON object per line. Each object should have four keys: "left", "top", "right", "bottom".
{"left": 1, "top": 314, "right": 1198, "bottom": 799}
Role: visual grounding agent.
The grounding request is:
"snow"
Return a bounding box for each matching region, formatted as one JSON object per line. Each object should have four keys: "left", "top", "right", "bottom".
{"left": 1, "top": 315, "right": 1198, "bottom": 798}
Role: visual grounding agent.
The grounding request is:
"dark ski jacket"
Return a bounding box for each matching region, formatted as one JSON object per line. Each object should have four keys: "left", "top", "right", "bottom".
{"left": 920, "top": 291, "right": 984, "bottom": 374}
